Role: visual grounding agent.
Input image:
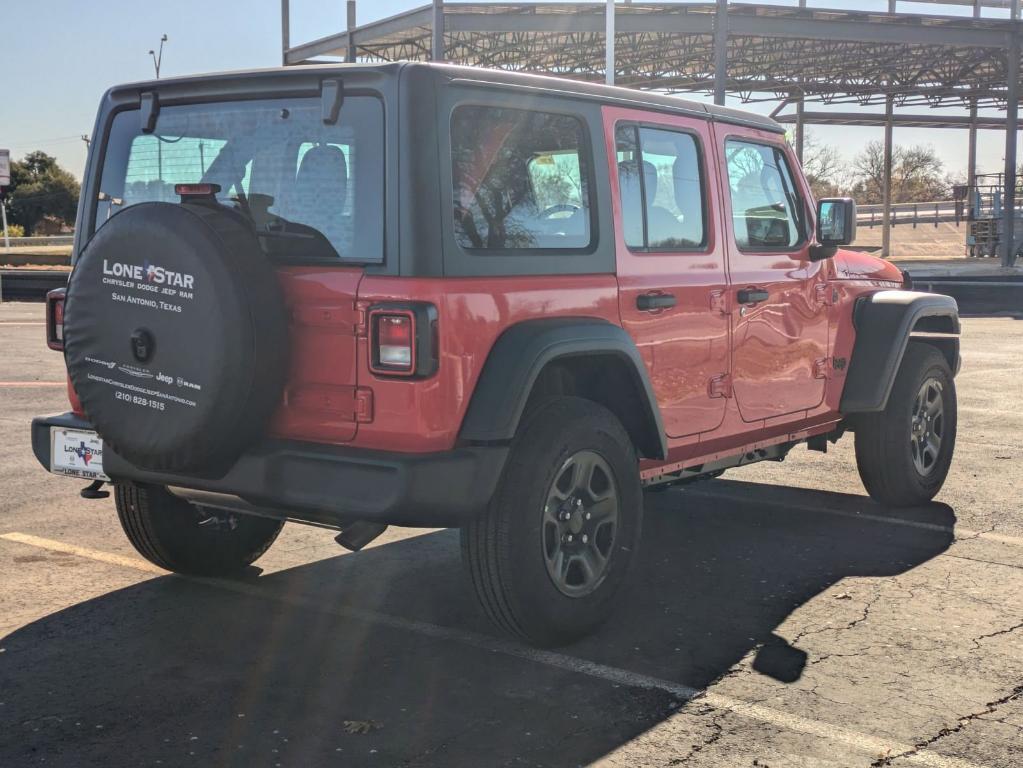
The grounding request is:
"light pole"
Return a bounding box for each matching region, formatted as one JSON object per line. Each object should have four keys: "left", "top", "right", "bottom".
{"left": 148, "top": 34, "right": 168, "bottom": 79}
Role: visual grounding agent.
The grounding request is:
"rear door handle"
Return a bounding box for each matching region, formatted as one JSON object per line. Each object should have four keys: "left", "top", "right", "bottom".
{"left": 737, "top": 288, "right": 770, "bottom": 305}
{"left": 636, "top": 293, "right": 677, "bottom": 311}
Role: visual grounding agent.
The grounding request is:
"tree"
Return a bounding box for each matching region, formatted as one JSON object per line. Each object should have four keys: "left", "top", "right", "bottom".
{"left": 798, "top": 134, "right": 845, "bottom": 200}
{"left": 848, "top": 141, "right": 949, "bottom": 204}
{"left": 5, "top": 151, "right": 80, "bottom": 235}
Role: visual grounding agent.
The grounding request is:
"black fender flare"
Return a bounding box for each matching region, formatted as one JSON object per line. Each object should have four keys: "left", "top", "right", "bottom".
{"left": 459, "top": 318, "right": 668, "bottom": 459}
{"left": 840, "top": 290, "right": 960, "bottom": 414}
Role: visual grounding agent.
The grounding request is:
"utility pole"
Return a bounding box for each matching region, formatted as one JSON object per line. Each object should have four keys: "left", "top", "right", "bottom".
{"left": 149, "top": 34, "right": 168, "bottom": 79}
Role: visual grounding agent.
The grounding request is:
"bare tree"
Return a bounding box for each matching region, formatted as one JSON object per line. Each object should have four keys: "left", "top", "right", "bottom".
{"left": 849, "top": 141, "right": 949, "bottom": 204}
{"left": 798, "top": 133, "right": 844, "bottom": 199}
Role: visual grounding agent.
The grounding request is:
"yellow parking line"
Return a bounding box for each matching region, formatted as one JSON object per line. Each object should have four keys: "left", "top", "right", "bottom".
{"left": 1, "top": 531, "right": 167, "bottom": 574}
{"left": 0, "top": 530, "right": 993, "bottom": 768}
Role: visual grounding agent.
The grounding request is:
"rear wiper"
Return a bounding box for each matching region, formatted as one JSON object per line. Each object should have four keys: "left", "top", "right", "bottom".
{"left": 256, "top": 230, "right": 316, "bottom": 240}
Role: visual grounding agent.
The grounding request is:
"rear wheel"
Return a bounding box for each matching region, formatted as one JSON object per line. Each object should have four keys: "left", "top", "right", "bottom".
{"left": 462, "top": 397, "right": 643, "bottom": 647}
{"left": 115, "top": 483, "right": 283, "bottom": 576}
{"left": 854, "top": 343, "right": 957, "bottom": 507}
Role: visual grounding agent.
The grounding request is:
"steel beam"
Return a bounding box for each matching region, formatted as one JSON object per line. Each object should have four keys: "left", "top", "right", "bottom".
{"left": 795, "top": 95, "right": 805, "bottom": 163}
{"left": 882, "top": 94, "right": 894, "bottom": 260}
{"left": 1003, "top": 27, "right": 1020, "bottom": 266}
{"left": 281, "top": 0, "right": 290, "bottom": 67}
{"left": 776, "top": 112, "right": 1022, "bottom": 129}
{"left": 724, "top": 13, "right": 1007, "bottom": 48}
{"left": 285, "top": 6, "right": 432, "bottom": 63}
{"left": 606, "top": 0, "right": 615, "bottom": 86}
{"left": 714, "top": 0, "right": 728, "bottom": 106}
{"left": 432, "top": 0, "right": 444, "bottom": 62}
{"left": 347, "top": 1, "right": 357, "bottom": 62}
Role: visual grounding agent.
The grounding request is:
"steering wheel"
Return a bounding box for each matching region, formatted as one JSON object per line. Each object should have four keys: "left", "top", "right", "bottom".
{"left": 540, "top": 204, "right": 581, "bottom": 220}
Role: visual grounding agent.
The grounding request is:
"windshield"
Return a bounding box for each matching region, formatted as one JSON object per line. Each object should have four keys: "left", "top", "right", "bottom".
{"left": 95, "top": 95, "right": 384, "bottom": 262}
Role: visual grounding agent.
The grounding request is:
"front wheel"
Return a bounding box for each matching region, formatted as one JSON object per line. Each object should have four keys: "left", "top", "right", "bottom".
{"left": 854, "top": 343, "right": 957, "bottom": 507}
{"left": 462, "top": 397, "right": 643, "bottom": 647}
{"left": 115, "top": 483, "right": 284, "bottom": 576}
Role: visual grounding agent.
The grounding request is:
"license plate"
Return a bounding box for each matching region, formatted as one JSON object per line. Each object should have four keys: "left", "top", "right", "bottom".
{"left": 51, "top": 428, "right": 110, "bottom": 481}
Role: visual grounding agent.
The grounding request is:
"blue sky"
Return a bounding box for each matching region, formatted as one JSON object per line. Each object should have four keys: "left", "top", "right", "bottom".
{"left": 2, "top": 0, "right": 1017, "bottom": 182}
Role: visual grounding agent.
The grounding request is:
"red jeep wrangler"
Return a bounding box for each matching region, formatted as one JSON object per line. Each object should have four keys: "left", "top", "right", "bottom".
{"left": 33, "top": 63, "right": 960, "bottom": 646}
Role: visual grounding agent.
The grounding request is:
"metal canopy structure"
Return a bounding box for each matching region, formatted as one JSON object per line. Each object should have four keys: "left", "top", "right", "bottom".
{"left": 282, "top": 0, "right": 1023, "bottom": 266}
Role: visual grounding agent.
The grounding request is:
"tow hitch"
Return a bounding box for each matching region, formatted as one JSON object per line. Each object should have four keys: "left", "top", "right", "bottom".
{"left": 80, "top": 480, "right": 110, "bottom": 500}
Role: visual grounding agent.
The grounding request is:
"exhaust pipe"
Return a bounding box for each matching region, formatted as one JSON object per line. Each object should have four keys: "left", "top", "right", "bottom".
{"left": 334, "top": 521, "right": 388, "bottom": 552}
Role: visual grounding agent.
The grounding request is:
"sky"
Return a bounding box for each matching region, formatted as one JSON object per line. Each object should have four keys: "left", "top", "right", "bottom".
{"left": 2, "top": 0, "right": 1018, "bottom": 183}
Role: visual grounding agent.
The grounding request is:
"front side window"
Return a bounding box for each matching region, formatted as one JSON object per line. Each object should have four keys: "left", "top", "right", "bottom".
{"left": 616, "top": 125, "right": 706, "bottom": 251}
{"left": 96, "top": 96, "right": 385, "bottom": 262}
{"left": 725, "top": 139, "right": 805, "bottom": 250}
{"left": 451, "top": 105, "right": 592, "bottom": 251}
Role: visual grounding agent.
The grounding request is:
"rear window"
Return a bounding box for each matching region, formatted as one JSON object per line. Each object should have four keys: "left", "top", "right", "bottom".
{"left": 95, "top": 96, "right": 384, "bottom": 263}
{"left": 451, "top": 105, "right": 593, "bottom": 251}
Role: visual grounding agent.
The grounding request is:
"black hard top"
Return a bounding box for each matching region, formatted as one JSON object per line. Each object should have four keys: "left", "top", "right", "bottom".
{"left": 106, "top": 61, "right": 785, "bottom": 135}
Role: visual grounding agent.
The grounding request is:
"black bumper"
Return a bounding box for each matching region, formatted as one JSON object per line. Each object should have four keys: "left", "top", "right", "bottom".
{"left": 32, "top": 413, "right": 507, "bottom": 528}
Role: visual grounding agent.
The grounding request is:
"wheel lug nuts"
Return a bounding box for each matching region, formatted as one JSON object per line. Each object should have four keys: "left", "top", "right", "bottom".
{"left": 566, "top": 534, "right": 573, "bottom": 542}
{"left": 581, "top": 534, "right": 588, "bottom": 543}
{"left": 585, "top": 512, "right": 591, "bottom": 520}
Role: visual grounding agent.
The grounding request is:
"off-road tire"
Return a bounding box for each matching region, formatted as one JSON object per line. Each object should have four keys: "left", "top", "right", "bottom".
{"left": 854, "top": 343, "right": 957, "bottom": 507}
{"left": 462, "top": 397, "right": 643, "bottom": 647}
{"left": 115, "top": 482, "right": 283, "bottom": 576}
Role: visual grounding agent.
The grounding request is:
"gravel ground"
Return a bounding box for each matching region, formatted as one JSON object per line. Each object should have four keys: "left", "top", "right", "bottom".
{"left": 1, "top": 302, "right": 1021, "bottom": 768}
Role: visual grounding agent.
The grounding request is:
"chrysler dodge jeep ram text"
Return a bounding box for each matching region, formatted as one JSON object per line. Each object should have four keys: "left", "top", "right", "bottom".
{"left": 32, "top": 63, "right": 960, "bottom": 646}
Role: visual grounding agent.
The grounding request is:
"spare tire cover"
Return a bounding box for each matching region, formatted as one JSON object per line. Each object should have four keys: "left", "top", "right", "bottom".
{"left": 64, "top": 202, "right": 288, "bottom": 474}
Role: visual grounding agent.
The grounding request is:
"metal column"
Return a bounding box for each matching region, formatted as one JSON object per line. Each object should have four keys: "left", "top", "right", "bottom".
{"left": 281, "top": 0, "right": 290, "bottom": 66}
{"left": 967, "top": 1, "right": 980, "bottom": 194}
{"left": 1002, "top": 22, "right": 1020, "bottom": 266}
{"left": 347, "top": 1, "right": 357, "bottom": 62}
{"left": 605, "top": 0, "right": 615, "bottom": 86}
{"left": 432, "top": 0, "right": 444, "bottom": 62}
{"left": 713, "top": 0, "right": 728, "bottom": 106}
{"left": 882, "top": 95, "right": 894, "bottom": 259}
{"left": 795, "top": 94, "right": 805, "bottom": 163}
{"left": 881, "top": 0, "right": 897, "bottom": 259}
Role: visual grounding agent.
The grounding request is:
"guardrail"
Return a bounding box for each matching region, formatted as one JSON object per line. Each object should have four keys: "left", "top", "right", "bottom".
{"left": 0, "top": 270, "right": 69, "bottom": 301}
{"left": 2, "top": 235, "right": 75, "bottom": 248}
{"left": 857, "top": 201, "right": 961, "bottom": 229}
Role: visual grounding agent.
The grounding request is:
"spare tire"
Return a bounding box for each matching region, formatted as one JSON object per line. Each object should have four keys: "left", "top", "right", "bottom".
{"left": 64, "top": 202, "right": 288, "bottom": 474}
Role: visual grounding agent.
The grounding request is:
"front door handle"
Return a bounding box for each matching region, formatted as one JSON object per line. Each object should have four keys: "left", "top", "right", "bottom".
{"left": 737, "top": 288, "right": 770, "bottom": 305}
{"left": 637, "top": 293, "right": 677, "bottom": 311}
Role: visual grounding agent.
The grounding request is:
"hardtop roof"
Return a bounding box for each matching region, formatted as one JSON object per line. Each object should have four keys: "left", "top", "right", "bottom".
{"left": 106, "top": 61, "right": 784, "bottom": 135}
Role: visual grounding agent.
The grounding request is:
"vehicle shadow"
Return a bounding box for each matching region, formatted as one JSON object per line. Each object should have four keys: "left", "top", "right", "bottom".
{"left": 0, "top": 481, "right": 955, "bottom": 767}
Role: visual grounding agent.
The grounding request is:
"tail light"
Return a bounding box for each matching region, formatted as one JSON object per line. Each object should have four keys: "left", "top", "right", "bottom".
{"left": 46, "top": 288, "right": 67, "bottom": 351}
{"left": 368, "top": 303, "right": 438, "bottom": 378}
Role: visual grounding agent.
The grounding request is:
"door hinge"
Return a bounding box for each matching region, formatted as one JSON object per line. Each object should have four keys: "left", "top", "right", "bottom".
{"left": 354, "top": 301, "right": 371, "bottom": 337}
{"left": 813, "top": 357, "right": 831, "bottom": 380}
{"left": 355, "top": 387, "right": 374, "bottom": 423}
{"left": 708, "top": 373, "right": 733, "bottom": 399}
{"left": 709, "top": 289, "right": 728, "bottom": 314}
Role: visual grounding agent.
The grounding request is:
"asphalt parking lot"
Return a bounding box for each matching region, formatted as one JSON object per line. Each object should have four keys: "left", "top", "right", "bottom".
{"left": 2, "top": 301, "right": 1021, "bottom": 768}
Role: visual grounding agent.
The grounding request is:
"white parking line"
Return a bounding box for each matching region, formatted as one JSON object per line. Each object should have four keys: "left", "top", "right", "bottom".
{"left": 679, "top": 487, "right": 1023, "bottom": 549}
{"left": 0, "top": 531, "right": 991, "bottom": 768}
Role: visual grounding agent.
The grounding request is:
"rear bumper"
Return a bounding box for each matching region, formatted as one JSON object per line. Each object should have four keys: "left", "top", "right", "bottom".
{"left": 32, "top": 413, "right": 507, "bottom": 528}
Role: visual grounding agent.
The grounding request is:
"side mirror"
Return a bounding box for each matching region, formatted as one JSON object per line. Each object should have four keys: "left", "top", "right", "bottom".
{"left": 817, "top": 197, "right": 857, "bottom": 247}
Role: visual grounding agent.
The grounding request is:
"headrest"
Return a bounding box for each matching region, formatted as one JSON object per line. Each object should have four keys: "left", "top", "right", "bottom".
{"left": 295, "top": 144, "right": 349, "bottom": 207}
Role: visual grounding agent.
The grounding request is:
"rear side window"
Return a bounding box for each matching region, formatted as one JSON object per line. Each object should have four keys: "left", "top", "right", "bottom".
{"left": 725, "top": 139, "right": 805, "bottom": 250}
{"left": 615, "top": 124, "right": 706, "bottom": 251}
{"left": 451, "top": 105, "right": 593, "bottom": 251}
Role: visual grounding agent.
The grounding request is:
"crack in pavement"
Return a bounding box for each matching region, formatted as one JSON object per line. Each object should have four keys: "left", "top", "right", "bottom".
{"left": 870, "top": 684, "right": 1023, "bottom": 767}
{"left": 970, "top": 620, "right": 1023, "bottom": 651}
{"left": 668, "top": 706, "right": 726, "bottom": 766}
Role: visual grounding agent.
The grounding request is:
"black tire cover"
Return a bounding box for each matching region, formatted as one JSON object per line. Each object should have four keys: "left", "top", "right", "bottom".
{"left": 64, "top": 202, "right": 288, "bottom": 474}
